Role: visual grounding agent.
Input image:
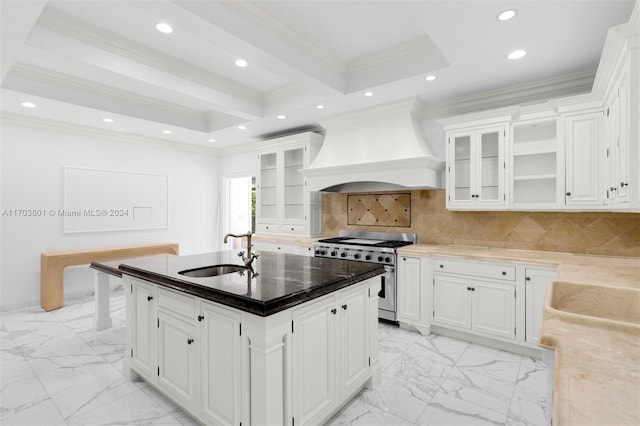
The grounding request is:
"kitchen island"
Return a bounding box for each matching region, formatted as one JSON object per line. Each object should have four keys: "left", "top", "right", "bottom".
{"left": 91, "top": 251, "right": 383, "bottom": 426}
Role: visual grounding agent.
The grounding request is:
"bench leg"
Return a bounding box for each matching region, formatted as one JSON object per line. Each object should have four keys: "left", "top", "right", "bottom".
{"left": 94, "top": 271, "right": 112, "bottom": 330}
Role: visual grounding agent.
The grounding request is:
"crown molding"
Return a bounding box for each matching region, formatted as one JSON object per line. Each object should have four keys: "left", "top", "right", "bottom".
{"left": 1, "top": 112, "right": 219, "bottom": 155}
{"left": 347, "top": 35, "right": 441, "bottom": 76}
{"left": 37, "top": 9, "right": 262, "bottom": 104}
{"left": 426, "top": 69, "right": 595, "bottom": 119}
{"left": 11, "top": 62, "right": 209, "bottom": 121}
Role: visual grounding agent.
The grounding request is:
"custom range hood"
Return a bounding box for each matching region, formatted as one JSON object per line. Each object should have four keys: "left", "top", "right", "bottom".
{"left": 300, "top": 98, "right": 445, "bottom": 193}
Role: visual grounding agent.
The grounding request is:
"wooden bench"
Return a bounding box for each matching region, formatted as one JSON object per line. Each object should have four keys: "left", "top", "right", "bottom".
{"left": 40, "top": 243, "right": 179, "bottom": 313}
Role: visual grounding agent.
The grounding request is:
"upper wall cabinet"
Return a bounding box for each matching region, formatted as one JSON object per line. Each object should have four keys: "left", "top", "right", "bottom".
{"left": 510, "top": 116, "right": 561, "bottom": 209}
{"left": 563, "top": 109, "right": 605, "bottom": 207}
{"left": 443, "top": 118, "right": 510, "bottom": 210}
{"left": 439, "top": 17, "right": 638, "bottom": 212}
{"left": 256, "top": 132, "right": 323, "bottom": 236}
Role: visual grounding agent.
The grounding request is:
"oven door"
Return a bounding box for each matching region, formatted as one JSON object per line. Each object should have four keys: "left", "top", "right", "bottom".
{"left": 377, "top": 265, "right": 396, "bottom": 322}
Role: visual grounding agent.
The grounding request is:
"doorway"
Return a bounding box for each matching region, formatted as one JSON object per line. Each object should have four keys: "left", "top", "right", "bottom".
{"left": 222, "top": 175, "right": 255, "bottom": 249}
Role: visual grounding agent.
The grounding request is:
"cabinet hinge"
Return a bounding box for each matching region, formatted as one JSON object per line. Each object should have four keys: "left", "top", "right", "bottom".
{"left": 131, "top": 349, "right": 133, "bottom": 358}
{"left": 157, "top": 366, "right": 160, "bottom": 376}
{"left": 292, "top": 417, "right": 295, "bottom": 426}
{"left": 433, "top": 309, "right": 435, "bottom": 317}
{"left": 130, "top": 284, "right": 133, "bottom": 294}
{"left": 432, "top": 278, "right": 435, "bottom": 286}
{"left": 291, "top": 320, "right": 294, "bottom": 333}
{"left": 157, "top": 318, "right": 159, "bottom": 328}
{"left": 368, "top": 357, "right": 371, "bottom": 367}
{"left": 514, "top": 290, "right": 516, "bottom": 299}
{"left": 368, "top": 288, "right": 371, "bottom": 297}
{"left": 239, "top": 324, "right": 242, "bottom": 336}
{"left": 514, "top": 327, "right": 517, "bottom": 336}
{"left": 504, "top": 194, "right": 506, "bottom": 201}
{"left": 503, "top": 162, "right": 506, "bottom": 169}
{"left": 606, "top": 148, "right": 610, "bottom": 158}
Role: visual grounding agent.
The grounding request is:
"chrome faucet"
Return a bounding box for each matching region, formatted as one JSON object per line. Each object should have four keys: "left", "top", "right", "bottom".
{"left": 223, "top": 231, "right": 259, "bottom": 268}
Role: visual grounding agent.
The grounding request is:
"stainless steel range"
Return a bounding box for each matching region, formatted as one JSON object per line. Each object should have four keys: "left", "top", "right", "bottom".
{"left": 314, "top": 230, "right": 416, "bottom": 322}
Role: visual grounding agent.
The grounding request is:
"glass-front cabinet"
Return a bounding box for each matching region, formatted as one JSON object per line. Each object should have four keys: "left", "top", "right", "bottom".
{"left": 447, "top": 125, "right": 507, "bottom": 209}
{"left": 256, "top": 132, "right": 323, "bottom": 236}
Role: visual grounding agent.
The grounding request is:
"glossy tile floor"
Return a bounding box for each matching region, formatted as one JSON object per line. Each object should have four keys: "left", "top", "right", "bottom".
{"left": 1, "top": 290, "right": 547, "bottom": 425}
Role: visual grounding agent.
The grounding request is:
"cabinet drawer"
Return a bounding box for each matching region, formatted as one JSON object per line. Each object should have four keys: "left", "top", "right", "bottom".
{"left": 256, "top": 223, "right": 281, "bottom": 234}
{"left": 434, "top": 258, "right": 516, "bottom": 281}
{"left": 282, "top": 224, "right": 306, "bottom": 236}
{"left": 158, "top": 287, "right": 196, "bottom": 319}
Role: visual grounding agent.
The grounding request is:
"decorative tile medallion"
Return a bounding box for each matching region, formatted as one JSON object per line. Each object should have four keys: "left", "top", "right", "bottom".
{"left": 347, "top": 193, "right": 411, "bottom": 227}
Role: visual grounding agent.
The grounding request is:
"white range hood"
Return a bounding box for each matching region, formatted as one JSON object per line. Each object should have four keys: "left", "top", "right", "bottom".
{"left": 300, "top": 98, "right": 445, "bottom": 193}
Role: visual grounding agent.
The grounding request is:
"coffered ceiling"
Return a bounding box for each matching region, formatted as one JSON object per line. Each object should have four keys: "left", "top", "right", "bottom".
{"left": 1, "top": 0, "right": 635, "bottom": 149}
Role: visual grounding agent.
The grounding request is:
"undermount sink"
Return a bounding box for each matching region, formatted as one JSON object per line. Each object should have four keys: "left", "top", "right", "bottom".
{"left": 178, "top": 264, "right": 249, "bottom": 278}
{"left": 549, "top": 280, "right": 640, "bottom": 325}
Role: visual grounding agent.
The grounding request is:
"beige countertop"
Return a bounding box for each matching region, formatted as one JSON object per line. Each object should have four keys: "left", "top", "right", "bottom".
{"left": 397, "top": 243, "right": 640, "bottom": 426}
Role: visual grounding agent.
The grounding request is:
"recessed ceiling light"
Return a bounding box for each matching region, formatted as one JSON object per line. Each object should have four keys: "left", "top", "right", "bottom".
{"left": 316, "top": 104, "right": 324, "bottom": 109}
{"left": 497, "top": 9, "right": 517, "bottom": 21}
{"left": 237, "top": 125, "right": 247, "bottom": 130}
{"left": 235, "top": 59, "right": 248, "bottom": 68}
{"left": 208, "top": 138, "right": 216, "bottom": 143}
{"left": 156, "top": 23, "right": 173, "bottom": 34}
{"left": 162, "top": 130, "right": 172, "bottom": 134}
{"left": 21, "top": 101, "right": 36, "bottom": 108}
{"left": 102, "top": 118, "right": 114, "bottom": 123}
{"left": 508, "top": 49, "right": 527, "bottom": 60}
{"left": 277, "top": 115, "right": 286, "bottom": 120}
{"left": 364, "top": 91, "right": 374, "bottom": 97}
{"left": 425, "top": 75, "right": 437, "bottom": 81}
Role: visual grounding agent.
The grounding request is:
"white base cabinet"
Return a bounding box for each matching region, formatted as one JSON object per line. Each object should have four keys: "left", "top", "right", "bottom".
{"left": 396, "top": 252, "right": 557, "bottom": 353}
{"left": 123, "top": 275, "right": 380, "bottom": 426}
{"left": 524, "top": 267, "right": 557, "bottom": 347}
{"left": 433, "top": 275, "right": 515, "bottom": 341}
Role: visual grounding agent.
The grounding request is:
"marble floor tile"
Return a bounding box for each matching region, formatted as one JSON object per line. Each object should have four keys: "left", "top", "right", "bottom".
{"left": 1, "top": 292, "right": 549, "bottom": 426}
{"left": 418, "top": 391, "right": 508, "bottom": 426}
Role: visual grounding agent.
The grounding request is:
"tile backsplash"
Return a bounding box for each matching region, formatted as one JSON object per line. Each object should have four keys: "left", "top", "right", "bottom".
{"left": 322, "top": 189, "right": 640, "bottom": 257}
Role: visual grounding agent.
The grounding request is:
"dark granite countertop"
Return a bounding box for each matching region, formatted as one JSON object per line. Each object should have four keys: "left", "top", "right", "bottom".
{"left": 91, "top": 251, "right": 384, "bottom": 316}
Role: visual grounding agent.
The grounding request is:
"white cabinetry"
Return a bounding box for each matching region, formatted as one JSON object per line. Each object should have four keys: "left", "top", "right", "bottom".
{"left": 291, "top": 282, "right": 373, "bottom": 425}
{"left": 510, "top": 117, "right": 561, "bottom": 208}
{"left": 433, "top": 258, "right": 516, "bottom": 341}
{"left": 563, "top": 110, "right": 604, "bottom": 206}
{"left": 397, "top": 255, "right": 431, "bottom": 335}
{"left": 604, "top": 58, "right": 631, "bottom": 205}
{"left": 524, "top": 268, "right": 557, "bottom": 347}
{"left": 199, "top": 301, "right": 242, "bottom": 425}
{"left": 446, "top": 124, "right": 508, "bottom": 209}
{"left": 256, "top": 132, "right": 323, "bottom": 236}
{"left": 156, "top": 288, "right": 198, "bottom": 412}
{"left": 253, "top": 239, "right": 315, "bottom": 256}
{"left": 130, "top": 280, "right": 156, "bottom": 379}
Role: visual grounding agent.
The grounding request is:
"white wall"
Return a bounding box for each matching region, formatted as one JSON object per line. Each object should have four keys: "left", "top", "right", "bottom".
{"left": 0, "top": 119, "right": 220, "bottom": 309}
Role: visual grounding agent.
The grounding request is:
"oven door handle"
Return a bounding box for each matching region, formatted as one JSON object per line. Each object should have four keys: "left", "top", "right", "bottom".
{"left": 378, "top": 275, "right": 386, "bottom": 298}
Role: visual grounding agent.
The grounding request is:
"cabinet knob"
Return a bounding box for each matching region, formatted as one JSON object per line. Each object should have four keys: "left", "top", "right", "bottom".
{"left": 525, "top": 277, "right": 531, "bottom": 281}
{"left": 566, "top": 192, "right": 571, "bottom": 196}
{"left": 502, "top": 271, "right": 507, "bottom": 276}
{"left": 291, "top": 227, "right": 294, "bottom": 231}
{"left": 621, "top": 182, "right": 629, "bottom": 187}
{"left": 610, "top": 187, "right": 617, "bottom": 192}
{"left": 197, "top": 315, "right": 204, "bottom": 322}
{"left": 467, "top": 287, "right": 472, "bottom": 291}
{"left": 342, "top": 304, "right": 348, "bottom": 310}
{"left": 471, "top": 287, "right": 475, "bottom": 292}
{"left": 331, "top": 308, "right": 337, "bottom": 315}
{"left": 147, "top": 296, "right": 153, "bottom": 301}
{"left": 402, "top": 257, "right": 406, "bottom": 261}
{"left": 187, "top": 338, "right": 194, "bottom": 345}
{"left": 439, "top": 264, "right": 444, "bottom": 268}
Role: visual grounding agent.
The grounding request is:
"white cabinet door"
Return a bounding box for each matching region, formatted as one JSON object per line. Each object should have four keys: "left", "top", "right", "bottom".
{"left": 564, "top": 112, "right": 603, "bottom": 206}
{"left": 131, "top": 280, "right": 156, "bottom": 378}
{"left": 158, "top": 311, "right": 197, "bottom": 411}
{"left": 525, "top": 268, "right": 557, "bottom": 346}
{"left": 433, "top": 276, "right": 471, "bottom": 330}
{"left": 397, "top": 256, "right": 421, "bottom": 323}
{"left": 199, "top": 302, "right": 242, "bottom": 426}
{"left": 257, "top": 151, "right": 279, "bottom": 224}
{"left": 447, "top": 125, "right": 507, "bottom": 209}
{"left": 292, "top": 296, "right": 337, "bottom": 425}
{"left": 471, "top": 280, "right": 515, "bottom": 340}
{"left": 338, "top": 285, "right": 369, "bottom": 398}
